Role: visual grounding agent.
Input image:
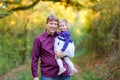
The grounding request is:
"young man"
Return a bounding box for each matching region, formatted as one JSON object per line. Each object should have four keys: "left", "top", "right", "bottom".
{"left": 31, "top": 14, "right": 70, "bottom": 80}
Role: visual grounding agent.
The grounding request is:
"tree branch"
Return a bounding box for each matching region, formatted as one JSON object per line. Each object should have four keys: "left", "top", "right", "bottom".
{"left": 0, "top": 0, "right": 40, "bottom": 19}
{"left": 0, "top": 1, "right": 19, "bottom": 4}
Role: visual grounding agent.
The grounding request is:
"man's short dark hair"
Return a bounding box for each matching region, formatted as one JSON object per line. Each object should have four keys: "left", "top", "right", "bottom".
{"left": 46, "top": 14, "right": 59, "bottom": 24}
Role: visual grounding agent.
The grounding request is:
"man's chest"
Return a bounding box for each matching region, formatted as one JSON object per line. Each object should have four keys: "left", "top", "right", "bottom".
{"left": 40, "top": 37, "right": 55, "bottom": 51}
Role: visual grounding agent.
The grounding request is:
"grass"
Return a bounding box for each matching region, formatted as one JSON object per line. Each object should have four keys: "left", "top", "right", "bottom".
{"left": 2, "top": 59, "right": 80, "bottom": 80}
{"left": 71, "top": 52, "right": 108, "bottom": 80}
{"left": 3, "top": 65, "right": 78, "bottom": 80}
{"left": 5, "top": 70, "right": 33, "bottom": 80}
{"left": 1, "top": 52, "right": 108, "bottom": 80}
{"left": 0, "top": 57, "right": 15, "bottom": 76}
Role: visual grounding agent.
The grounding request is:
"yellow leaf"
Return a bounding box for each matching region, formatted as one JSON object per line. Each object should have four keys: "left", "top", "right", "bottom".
{"left": 11, "top": 20, "right": 16, "bottom": 26}
{"left": 75, "top": 28, "right": 81, "bottom": 35}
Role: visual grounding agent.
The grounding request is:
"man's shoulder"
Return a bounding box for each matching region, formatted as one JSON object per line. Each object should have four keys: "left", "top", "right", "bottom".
{"left": 34, "top": 32, "right": 46, "bottom": 40}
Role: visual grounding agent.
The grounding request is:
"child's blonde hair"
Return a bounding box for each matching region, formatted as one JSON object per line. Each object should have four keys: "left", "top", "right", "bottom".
{"left": 59, "top": 19, "right": 70, "bottom": 27}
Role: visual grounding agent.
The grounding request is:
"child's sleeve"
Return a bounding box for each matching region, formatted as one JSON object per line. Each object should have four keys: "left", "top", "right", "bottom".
{"left": 54, "top": 37, "right": 60, "bottom": 53}
{"left": 67, "top": 42, "right": 75, "bottom": 58}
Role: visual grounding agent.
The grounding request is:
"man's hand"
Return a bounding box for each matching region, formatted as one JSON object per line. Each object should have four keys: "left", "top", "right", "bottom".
{"left": 55, "top": 51, "right": 67, "bottom": 59}
{"left": 34, "top": 77, "right": 39, "bottom": 80}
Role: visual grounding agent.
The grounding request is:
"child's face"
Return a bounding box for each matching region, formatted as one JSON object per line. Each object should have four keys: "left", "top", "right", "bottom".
{"left": 59, "top": 22, "right": 68, "bottom": 31}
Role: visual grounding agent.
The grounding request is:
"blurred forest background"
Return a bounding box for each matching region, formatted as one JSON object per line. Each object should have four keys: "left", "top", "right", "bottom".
{"left": 0, "top": 0, "right": 119, "bottom": 80}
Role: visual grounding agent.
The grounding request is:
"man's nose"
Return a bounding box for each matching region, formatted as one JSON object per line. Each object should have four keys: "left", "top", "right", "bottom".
{"left": 52, "top": 24, "right": 57, "bottom": 27}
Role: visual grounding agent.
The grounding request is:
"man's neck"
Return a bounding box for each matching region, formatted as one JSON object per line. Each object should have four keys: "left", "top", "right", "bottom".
{"left": 47, "top": 31, "right": 54, "bottom": 36}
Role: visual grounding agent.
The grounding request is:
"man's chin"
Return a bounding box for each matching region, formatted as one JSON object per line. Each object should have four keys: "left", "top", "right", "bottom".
{"left": 47, "top": 30, "right": 55, "bottom": 34}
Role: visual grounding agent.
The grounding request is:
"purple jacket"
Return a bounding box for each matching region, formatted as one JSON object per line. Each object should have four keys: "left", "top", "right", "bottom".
{"left": 59, "top": 30, "right": 72, "bottom": 51}
{"left": 31, "top": 31, "right": 70, "bottom": 78}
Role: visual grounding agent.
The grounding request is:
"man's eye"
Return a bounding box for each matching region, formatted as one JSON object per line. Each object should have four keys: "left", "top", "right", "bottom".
{"left": 49, "top": 23, "right": 57, "bottom": 25}
{"left": 54, "top": 23, "right": 58, "bottom": 25}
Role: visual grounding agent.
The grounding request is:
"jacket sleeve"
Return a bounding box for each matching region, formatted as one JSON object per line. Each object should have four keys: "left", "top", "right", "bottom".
{"left": 54, "top": 37, "right": 61, "bottom": 53}
{"left": 68, "top": 42, "right": 75, "bottom": 58}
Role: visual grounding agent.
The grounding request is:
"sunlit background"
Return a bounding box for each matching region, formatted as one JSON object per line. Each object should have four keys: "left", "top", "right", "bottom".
{"left": 0, "top": 0, "right": 119, "bottom": 80}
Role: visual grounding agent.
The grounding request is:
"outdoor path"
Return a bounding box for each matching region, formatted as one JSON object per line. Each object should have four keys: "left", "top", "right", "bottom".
{"left": 0, "top": 62, "right": 82, "bottom": 80}
{"left": 0, "top": 60, "right": 31, "bottom": 80}
{"left": 0, "top": 64, "right": 28, "bottom": 80}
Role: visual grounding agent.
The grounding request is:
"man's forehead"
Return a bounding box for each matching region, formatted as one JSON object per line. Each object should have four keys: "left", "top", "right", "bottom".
{"left": 48, "top": 20, "right": 58, "bottom": 23}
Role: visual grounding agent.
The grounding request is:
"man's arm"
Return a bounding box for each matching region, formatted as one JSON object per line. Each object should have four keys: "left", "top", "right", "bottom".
{"left": 31, "top": 37, "right": 40, "bottom": 78}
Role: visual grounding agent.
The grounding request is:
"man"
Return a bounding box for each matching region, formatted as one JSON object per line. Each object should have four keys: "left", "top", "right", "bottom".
{"left": 31, "top": 14, "right": 70, "bottom": 80}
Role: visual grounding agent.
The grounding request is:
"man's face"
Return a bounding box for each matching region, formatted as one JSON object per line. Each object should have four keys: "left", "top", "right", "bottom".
{"left": 46, "top": 20, "right": 58, "bottom": 35}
